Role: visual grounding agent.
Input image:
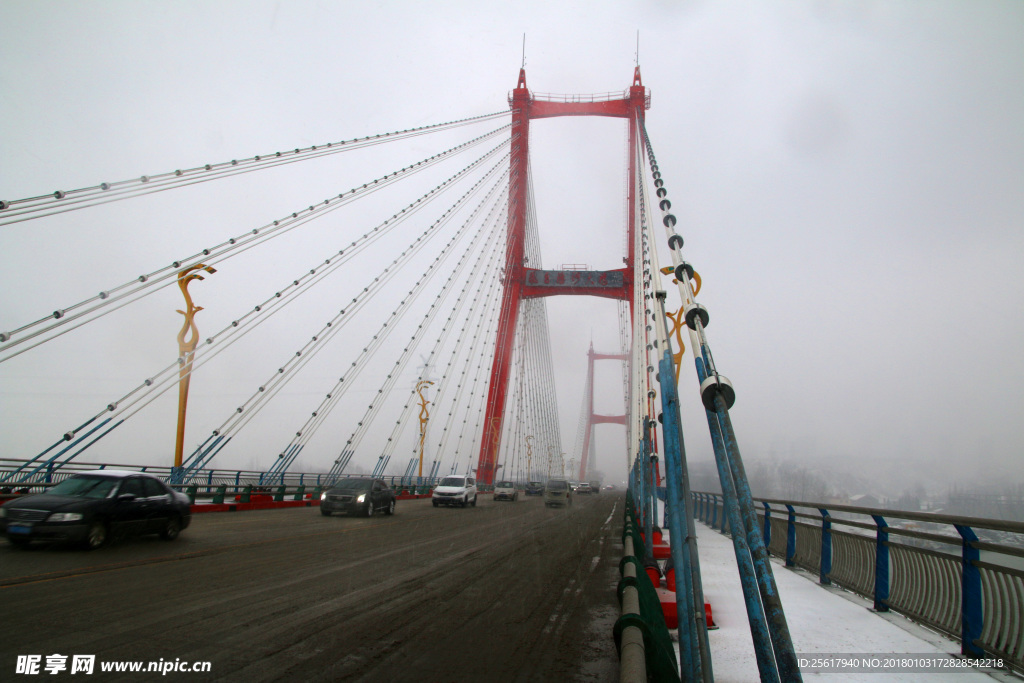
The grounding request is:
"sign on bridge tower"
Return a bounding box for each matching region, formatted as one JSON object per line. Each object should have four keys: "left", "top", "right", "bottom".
{"left": 476, "top": 67, "right": 650, "bottom": 485}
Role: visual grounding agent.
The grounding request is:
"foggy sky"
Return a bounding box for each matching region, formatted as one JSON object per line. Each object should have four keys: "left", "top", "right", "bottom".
{"left": 1, "top": 1, "right": 1022, "bottom": 495}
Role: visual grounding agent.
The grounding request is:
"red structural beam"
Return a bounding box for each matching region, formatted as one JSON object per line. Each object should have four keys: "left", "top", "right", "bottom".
{"left": 592, "top": 414, "right": 627, "bottom": 425}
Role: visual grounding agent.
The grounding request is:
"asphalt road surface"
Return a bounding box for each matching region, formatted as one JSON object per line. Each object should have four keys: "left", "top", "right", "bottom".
{"left": 0, "top": 491, "right": 625, "bottom": 682}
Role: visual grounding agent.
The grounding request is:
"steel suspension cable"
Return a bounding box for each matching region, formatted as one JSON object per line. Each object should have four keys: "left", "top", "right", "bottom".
{"left": 327, "top": 189, "right": 507, "bottom": 478}
{"left": 287, "top": 170, "right": 510, "bottom": 477}
{"left": 200, "top": 150, "right": 512, "bottom": 445}
{"left": 0, "top": 123, "right": 512, "bottom": 358}
{"left": 9, "top": 148, "right": 511, "bottom": 484}
{"left": 0, "top": 111, "right": 509, "bottom": 226}
{"left": 448, "top": 232, "right": 512, "bottom": 475}
{"left": 382, "top": 204, "right": 508, "bottom": 481}
{"left": 430, "top": 240, "right": 506, "bottom": 475}
{"left": 384, "top": 201, "right": 508, "bottom": 478}
{"left": 187, "top": 157, "right": 512, "bottom": 477}
{"left": 641, "top": 121, "right": 801, "bottom": 681}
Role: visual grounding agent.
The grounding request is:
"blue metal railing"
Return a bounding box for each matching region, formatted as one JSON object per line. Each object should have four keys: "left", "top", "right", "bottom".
{"left": 0, "top": 457, "right": 445, "bottom": 497}
{"left": 694, "top": 492, "right": 1024, "bottom": 674}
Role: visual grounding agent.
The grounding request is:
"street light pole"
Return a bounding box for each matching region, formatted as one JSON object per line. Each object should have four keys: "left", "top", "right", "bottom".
{"left": 174, "top": 264, "right": 215, "bottom": 471}
{"left": 416, "top": 380, "right": 434, "bottom": 478}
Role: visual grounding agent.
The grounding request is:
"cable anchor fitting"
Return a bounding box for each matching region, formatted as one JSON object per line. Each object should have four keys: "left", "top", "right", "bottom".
{"left": 700, "top": 374, "right": 736, "bottom": 411}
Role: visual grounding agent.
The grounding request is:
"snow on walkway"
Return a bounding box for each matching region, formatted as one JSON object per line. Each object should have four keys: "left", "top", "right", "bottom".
{"left": 662, "top": 520, "right": 1015, "bottom": 681}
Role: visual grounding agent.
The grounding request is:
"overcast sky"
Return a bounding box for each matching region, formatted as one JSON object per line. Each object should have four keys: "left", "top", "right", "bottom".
{"left": 2, "top": 1, "right": 1022, "bottom": 494}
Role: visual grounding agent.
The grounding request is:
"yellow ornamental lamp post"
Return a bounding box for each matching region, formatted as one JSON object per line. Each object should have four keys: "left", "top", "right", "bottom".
{"left": 174, "top": 264, "right": 215, "bottom": 470}
{"left": 416, "top": 380, "right": 434, "bottom": 478}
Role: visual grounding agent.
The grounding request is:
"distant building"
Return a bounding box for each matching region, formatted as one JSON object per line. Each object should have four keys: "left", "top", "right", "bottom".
{"left": 849, "top": 493, "right": 881, "bottom": 509}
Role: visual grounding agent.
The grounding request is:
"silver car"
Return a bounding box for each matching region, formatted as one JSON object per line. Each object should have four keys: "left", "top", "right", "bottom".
{"left": 493, "top": 480, "right": 518, "bottom": 502}
{"left": 544, "top": 478, "right": 573, "bottom": 507}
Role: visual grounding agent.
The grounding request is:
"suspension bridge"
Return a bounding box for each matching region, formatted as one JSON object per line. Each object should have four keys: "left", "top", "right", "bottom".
{"left": 1, "top": 67, "right": 1022, "bottom": 682}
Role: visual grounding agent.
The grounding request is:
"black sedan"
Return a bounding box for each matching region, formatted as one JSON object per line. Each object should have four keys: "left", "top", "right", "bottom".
{"left": 525, "top": 481, "right": 545, "bottom": 496}
{"left": 320, "top": 478, "right": 395, "bottom": 517}
{"left": 0, "top": 470, "right": 192, "bottom": 549}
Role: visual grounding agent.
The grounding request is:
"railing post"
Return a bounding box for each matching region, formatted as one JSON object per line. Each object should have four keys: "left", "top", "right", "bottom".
{"left": 710, "top": 493, "right": 718, "bottom": 529}
{"left": 785, "top": 504, "right": 796, "bottom": 567}
{"left": 762, "top": 501, "right": 771, "bottom": 551}
{"left": 871, "top": 514, "right": 889, "bottom": 612}
{"left": 954, "top": 524, "right": 984, "bottom": 657}
{"left": 819, "top": 508, "right": 832, "bottom": 585}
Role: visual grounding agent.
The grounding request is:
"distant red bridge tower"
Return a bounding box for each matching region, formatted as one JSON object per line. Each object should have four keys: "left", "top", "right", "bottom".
{"left": 578, "top": 343, "right": 629, "bottom": 483}
{"left": 476, "top": 67, "right": 650, "bottom": 485}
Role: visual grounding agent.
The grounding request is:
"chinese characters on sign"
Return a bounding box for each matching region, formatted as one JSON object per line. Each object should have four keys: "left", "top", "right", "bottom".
{"left": 524, "top": 269, "right": 624, "bottom": 288}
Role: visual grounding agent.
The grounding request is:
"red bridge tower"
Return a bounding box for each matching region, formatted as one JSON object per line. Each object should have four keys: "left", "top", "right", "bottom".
{"left": 476, "top": 68, "right": 650, "bottom": 485}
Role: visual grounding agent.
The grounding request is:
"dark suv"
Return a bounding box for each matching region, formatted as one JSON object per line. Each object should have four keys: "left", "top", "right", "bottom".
{"left": 320, "top": 478, "right": 395, "bottom": 517}
{"left": 1, "top": 470, "right": 192, "bottom": 549}
{"left": 525, "top": 481, "right": 545, "bottom": 496}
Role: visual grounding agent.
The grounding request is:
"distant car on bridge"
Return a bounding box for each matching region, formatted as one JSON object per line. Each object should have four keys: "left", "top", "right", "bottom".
{"left": 431, "top": 475, "right": 477, "bottom": 508}
{"left": 525, "top": 481, "right": 544, "bottom": 496}
{"left": 576, "top": 482, "right": 592, "bottom": 494}
{"left": 320, "top": 478, "right": 395, "bottom": 517}
{"left": 0, "top": 470, "right": 191, "bottom": 550}
{"left": 544, "top": 479, "right": 573, "bottom": 507}
{"left": 493, "top": 481, "right": 518, "bottom": 502}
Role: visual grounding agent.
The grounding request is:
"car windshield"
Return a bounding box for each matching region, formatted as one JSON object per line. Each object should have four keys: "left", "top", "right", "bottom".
{"left": 439, "top": 477, "right": 466, "bottom": 487}
{"left": 547, "top": 480, "right": 567, "bottom": 491}
{"left": 496, "top": 481, "right": 514, "bottom": 488}
{"left": 45, "top": 476, "right": 118, "bottom": 499}
{"left": 331, "top": 478, "right": 373, "bottom": 491}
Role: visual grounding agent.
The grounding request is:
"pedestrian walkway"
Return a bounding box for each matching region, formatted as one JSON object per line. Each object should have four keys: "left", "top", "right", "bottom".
{"left": 680, "top": 522, "right": 1017, "bottom": 681}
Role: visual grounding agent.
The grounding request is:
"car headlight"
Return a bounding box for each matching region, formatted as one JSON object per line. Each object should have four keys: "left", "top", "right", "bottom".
{"left": 356, "top": 494, "right": 366, "bottom": 503}
{"left": 320, "top": 492, "right": 327, "bottom": 501}
{"left": 48, "top": 512, "right": 84, "bottom": 523}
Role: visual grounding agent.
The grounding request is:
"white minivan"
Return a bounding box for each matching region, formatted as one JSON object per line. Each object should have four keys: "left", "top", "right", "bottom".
{"left": 431, "top": 475, "right": 478, "bottom": 508}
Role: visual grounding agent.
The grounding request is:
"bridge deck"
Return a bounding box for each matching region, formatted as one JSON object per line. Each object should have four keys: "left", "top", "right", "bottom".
{"left": 0, "top": 493, "right": 622, "bottom": 681}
